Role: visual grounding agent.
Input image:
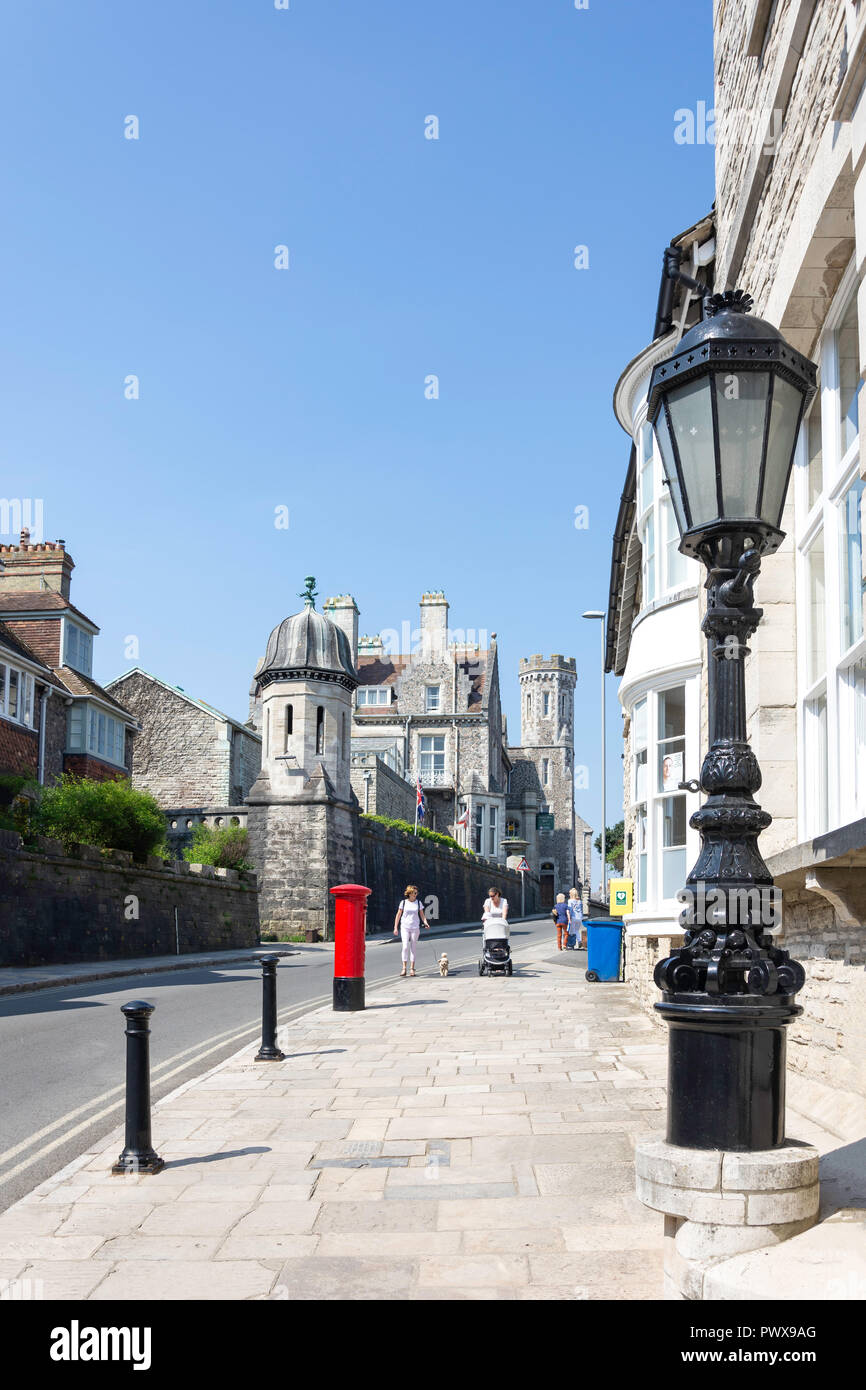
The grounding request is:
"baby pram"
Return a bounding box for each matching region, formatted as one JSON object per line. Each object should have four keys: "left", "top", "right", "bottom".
{"left": 479, "top": 917, "right": 512, "bottom": 976}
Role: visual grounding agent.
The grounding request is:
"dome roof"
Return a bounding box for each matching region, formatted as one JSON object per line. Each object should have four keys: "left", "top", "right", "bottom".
{"left": 260, "top": 599, "right": 358, "bottom": 685}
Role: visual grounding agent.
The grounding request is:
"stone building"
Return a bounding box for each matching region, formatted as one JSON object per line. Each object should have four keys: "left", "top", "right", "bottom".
{"left": 105, "top": 668, "right": 261, "bottom": 856}
{"left": 607, "top": 0, "right": 866, "bottom": 1135}
{"left": 242, "top": 583, "right": 588, "bottom": 933}
{"left": 506, "top": 654, "right": 586, "bottom": 907}
{"left": 0, "top": 529, "right": 136, "bottom": 785}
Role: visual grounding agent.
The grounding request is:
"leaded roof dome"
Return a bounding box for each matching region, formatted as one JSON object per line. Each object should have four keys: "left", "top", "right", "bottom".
{"left": 259, "top": 580, "right": 358, "bottom": 686}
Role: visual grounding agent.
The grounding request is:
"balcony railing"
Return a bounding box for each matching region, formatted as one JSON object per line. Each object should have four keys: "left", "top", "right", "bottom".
{"left": 420, "top": 767, "right": 451, "bottom": 787}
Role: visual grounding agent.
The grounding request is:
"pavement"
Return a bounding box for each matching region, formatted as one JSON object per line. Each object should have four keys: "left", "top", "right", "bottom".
{"left": 0, "top": 931, "right": 670, "bottom": 1301}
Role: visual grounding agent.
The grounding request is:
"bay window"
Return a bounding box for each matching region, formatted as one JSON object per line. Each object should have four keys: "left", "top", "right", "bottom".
{"left": 628, "top": 680, "right": 698, "bottom": 910}
{"left": 66, "top": 701, "right": 127, "bottom": 766}
{"left": 636, "top": 419, "right": 697, "bottom": 607}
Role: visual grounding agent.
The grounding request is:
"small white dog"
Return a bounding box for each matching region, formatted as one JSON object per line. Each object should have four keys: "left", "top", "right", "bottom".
{"left": 438, "top": 953, "right": 449, "bottom": 977}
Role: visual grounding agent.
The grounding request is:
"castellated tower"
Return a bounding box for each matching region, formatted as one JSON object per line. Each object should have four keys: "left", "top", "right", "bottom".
{"left": 511, "top": 654, "right": 577, "bottom": 904}
{"left": 246, "top": 582, "right": 361, "bottom": 939}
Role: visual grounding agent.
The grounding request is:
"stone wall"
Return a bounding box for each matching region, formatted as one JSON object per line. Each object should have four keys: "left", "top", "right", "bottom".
{"left": 714, "top": 0, "right": 846, "bottom": 316}
{"left": 349, "top": 754, "right": 415, "bottom": 823}
{"left": 0, "top": 829, "right": 258, "bottom": 967}
{"left": 359, "top": 817, "right": 539, "bottom": 931}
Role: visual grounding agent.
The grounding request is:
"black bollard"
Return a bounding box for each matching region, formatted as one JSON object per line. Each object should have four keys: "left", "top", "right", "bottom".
{"left": 254, "top": 952, "right": 285, "bottom": 1061}
{"left": 112, "top": 1001, "right": 164, "bottom": 1175}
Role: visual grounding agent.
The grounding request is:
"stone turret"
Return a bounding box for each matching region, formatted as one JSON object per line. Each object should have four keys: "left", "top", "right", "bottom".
{"left": 246, "top": 578, "right": 362, "bottom": 939}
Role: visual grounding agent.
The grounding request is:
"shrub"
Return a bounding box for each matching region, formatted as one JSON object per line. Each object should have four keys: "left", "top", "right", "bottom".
{"left": 184, "top": 823, "right": 254, "bottom": 872}
{"left": 0, "top": 773, "right": 33, "bottom": 807}
{"left": 33, "top": 775, "right": 167, "bottom": 859}
{"left": 360, "top": 813, "right": 472, "bottom": 856}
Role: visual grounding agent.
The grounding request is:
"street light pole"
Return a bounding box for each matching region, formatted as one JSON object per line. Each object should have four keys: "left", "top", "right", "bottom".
{"left": 583, "top": 610, "right": 606, "bottom": 904}
{"left": 646, "top": 289, "right": 815, "bottom": 1151}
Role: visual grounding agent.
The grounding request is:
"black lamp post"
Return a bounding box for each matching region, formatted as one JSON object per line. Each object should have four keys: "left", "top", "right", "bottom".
{"left": 646, "top": 289, "right": 817, "bottom": 1152}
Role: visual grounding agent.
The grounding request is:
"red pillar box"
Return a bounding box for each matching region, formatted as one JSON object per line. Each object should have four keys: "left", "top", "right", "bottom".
{"left": 330, "top": 883, "right": 372, "bottom": 1012}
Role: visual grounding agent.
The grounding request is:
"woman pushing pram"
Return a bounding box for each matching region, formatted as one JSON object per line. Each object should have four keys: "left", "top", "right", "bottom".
{"left": 479, "top": 886, "right": 512, "bottom": 976}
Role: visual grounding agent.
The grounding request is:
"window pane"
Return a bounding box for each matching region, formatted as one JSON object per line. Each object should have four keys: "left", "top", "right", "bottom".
{"left": 639, "top": 422, "right": 654, "bottom": 515}
{"left": 8, "top": 669, "right": 18, "bottom": 718}
{"left": 662, "top": 497, "right": 688, "bottom": 590}
{"left": 633, "top": 699, "right": 647, "bottom": 749}
{"left": 658, "top": 686, "right": 686, "bottom": 740}
{"left": 636, "top": 807, "right": 647, "bottom": 904}
{"left": 658, "top": 739, "right": 685, "bottom": 792}
{"left": 643, "top": 512, "right": 656, "bottom": 603}
{"left": 842, "top": 478, "right": 865, "bottom": 650}
{"left": 807, "top": 533, "right": 826, "bottom": 686}
{"left": 846, "top": 661, "right": 866, "bottom": 816}
{"left": 23, "top": 676, "right": 32, "bottom": 724}
{"left": 807, "top": 393, "right": 823, "bottom": 509}
{"left": 837, "top": 295, "right": 862, "bottom": 455}
{"left": 662, "top": 848, "right": 687, "bottom": 900}
{"left": 662, "top": 795, "right": 687, "bottom": 847}
{"left": 804, "top": 692, "right": 828, "bottom": 836}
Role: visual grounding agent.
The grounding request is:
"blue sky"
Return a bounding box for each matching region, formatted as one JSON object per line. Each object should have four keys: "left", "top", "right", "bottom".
{"left": 0, "top": 0, "right": 714, "bottom": 884}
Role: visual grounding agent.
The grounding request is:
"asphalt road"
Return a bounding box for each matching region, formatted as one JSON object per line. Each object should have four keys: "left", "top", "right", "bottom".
{"left": 0, "top": 917, "right": 559, "bottom": 1212}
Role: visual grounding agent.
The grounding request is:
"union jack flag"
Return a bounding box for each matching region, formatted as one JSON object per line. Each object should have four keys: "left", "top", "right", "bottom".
{"left": 416, "top": 776, "right": 426, "bottom": 821}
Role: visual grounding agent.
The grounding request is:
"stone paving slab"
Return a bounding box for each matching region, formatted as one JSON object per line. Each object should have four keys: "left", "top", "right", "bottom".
{"left": 0, "top": 935, "right": 669, "bottom": 1300}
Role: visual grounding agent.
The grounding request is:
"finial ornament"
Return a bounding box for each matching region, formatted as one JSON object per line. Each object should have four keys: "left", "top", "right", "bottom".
{"left": 705, "top": 288, "right": 754, "bottom": 317}
{"left": 300, "top": 576, "right": 318, "bottom": 608}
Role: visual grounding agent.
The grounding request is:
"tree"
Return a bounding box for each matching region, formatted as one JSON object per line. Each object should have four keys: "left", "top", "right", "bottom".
{"left": 594, "top": 821, "right": 625, "bottom": 873}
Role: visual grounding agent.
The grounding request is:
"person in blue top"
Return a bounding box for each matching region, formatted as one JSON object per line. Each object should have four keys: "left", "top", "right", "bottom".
{"left": 566, "top": 887, "right": 585, "bottom": 950}
{"left": 554, "top": 893, "right": 570, "bottom": 950}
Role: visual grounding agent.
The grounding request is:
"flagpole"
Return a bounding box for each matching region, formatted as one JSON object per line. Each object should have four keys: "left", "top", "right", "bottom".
{"left": 414, "top": 800, "right": 418, "bottom": 836}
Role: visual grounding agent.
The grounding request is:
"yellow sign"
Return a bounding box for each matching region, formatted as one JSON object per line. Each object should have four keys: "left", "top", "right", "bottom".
{"left": 609, "top": 878, "right": 633, "bottom": 916}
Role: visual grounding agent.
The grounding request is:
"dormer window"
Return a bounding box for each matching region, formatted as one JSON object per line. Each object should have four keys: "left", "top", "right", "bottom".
{"left": 63, "top": 620, "right": 93, "bottom": 677}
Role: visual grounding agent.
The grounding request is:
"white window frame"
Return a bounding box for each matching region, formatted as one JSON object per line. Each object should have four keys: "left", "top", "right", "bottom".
{"left": 419, "top": 734, "right": 447, "bottom": 784}
{"left": 627, "top": 673, "right": 701, "bottom": 911}
{"left": 0, "top": 662, "right": 35, "bottom": 728}
{"left": 356, "top": 686, "right": 390, "bottom": 708}
{"left": 425, "top": 684, "right": 441, "bottom": 713}
{"left": 795, "top": 261, "right": 866, "bottom": 836}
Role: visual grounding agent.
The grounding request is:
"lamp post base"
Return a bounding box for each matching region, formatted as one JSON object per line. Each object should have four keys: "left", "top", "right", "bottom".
{"left": 635, "top": 1138, "right": 819, "bottom": 1300}
{"left": 656, "top": 995, "right": 801, "bottom": 1151}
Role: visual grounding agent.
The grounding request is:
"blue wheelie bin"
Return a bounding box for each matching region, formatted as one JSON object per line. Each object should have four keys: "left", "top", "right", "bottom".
{"left": 585, "top": 918, "right": 624, "bottom": 983}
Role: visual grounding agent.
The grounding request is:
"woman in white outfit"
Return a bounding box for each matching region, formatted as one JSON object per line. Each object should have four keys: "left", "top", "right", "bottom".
{"left": 393, "top": 884, "right": 430, "bottom": 977}
{"left": 482, "top": 886, "right": 509, "bottom": 936}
